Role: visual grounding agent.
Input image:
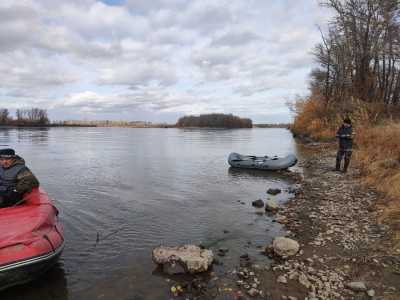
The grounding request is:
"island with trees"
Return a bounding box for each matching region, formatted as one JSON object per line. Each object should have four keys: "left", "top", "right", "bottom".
{"left": 176, "top": 113, "right": 252, "bottom": 128}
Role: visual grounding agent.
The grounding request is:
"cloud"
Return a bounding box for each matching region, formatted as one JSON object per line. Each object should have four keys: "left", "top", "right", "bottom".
{"left": 0, "top": 0, "right": 332, "bottom": 122}
{"left": 0, "top": 51, "right": 77, "bottom": 89}
{"left": 211, "top": 29, "right": 261, "bottom": 47}
{"left": 97, "top": 61, "right": 178, "bottom": 87}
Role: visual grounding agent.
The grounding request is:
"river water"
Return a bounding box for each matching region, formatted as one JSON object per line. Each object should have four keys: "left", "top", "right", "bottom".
{"left": 0, "top": 127, "right": 300, "bottom": 300}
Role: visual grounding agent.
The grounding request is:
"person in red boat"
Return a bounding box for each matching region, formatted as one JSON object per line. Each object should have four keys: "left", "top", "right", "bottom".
{"left": 0, "top": 148, "right": 39, "bottom": 208}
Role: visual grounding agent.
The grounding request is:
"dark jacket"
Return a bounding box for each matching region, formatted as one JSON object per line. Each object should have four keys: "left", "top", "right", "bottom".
{"left": 336, "top": 125, "right": 353, "bottom": 150}
{"left": 0, "top": 156, "right": 39, "bottom": 207}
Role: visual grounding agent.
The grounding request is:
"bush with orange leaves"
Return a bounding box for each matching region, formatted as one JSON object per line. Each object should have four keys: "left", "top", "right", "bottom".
{"left": 290, "top": 96, "right": 339, "bottom": 141}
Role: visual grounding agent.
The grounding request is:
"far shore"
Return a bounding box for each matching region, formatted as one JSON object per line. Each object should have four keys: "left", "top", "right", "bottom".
{"left": 0, "top": 123, "right": 290, "bottom": 129}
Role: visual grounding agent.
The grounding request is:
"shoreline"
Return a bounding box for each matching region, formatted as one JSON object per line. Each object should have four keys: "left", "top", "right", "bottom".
{"left": 0, "top": 125, "right": 289, "bottom": 129}
{"left": 256, "top": 142, "right": 399, "bottom": 299}
{"left": 159, "top": 141, "right": 399, "bottom": 300}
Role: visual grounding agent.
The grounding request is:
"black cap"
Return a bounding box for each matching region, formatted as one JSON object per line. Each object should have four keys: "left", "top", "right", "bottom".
{"left": 0, "top": 148, "right": 16, "bottom": 158}
{"left": 343, "top": 118, "right": 352, "bottom": 125}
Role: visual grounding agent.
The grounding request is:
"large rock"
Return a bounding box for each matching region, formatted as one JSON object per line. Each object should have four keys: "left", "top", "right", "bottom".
{"left": 152, "top": 245, "right": 213, "bottom": 274}
{"left": 272, "top": 237, "right": 300, "bottom": 257}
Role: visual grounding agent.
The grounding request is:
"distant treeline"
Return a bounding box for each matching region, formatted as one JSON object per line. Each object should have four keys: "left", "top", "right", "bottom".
{"left": 254, "top": 123, "right": 291, "bottom": 128}
{"left": 58, "top": 120, "right": 173, "bottom": 128}
{"left": 176, "top": 113, "right": 252, "bottom": 128}
{"left": 0, "top": 108, "right": 49, "bottom": 125}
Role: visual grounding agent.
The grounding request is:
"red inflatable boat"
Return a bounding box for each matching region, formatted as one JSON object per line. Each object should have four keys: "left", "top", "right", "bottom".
{"left": 0, "top": 188, "right": 64, "bottom": 290}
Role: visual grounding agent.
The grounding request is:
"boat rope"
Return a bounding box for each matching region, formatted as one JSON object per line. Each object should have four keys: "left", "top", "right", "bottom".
{"left": 43, "top": 234, "right": 56, "bottom": 253}
{"left": 54, "top": 224, "right": 64, "bottom": 242}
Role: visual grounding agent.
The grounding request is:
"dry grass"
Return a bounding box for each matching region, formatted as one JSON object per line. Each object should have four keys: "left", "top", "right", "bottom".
{"left": 292, "top": 96, "right": 400, "bottom": 232}
{"left": 355, "top": 123, "right": 400, "bottom": 230}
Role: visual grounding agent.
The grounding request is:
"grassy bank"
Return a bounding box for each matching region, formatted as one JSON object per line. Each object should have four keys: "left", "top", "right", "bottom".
{"left": 291, "top": 97, "right": 400, "bottom": 235}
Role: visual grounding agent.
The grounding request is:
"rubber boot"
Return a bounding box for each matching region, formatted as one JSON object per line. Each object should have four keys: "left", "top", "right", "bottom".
{"left": 335, "top": 157, "right": 341, "bottom": 171}
{"left": 343, "top": 158, "right": 350, "bottom": 173}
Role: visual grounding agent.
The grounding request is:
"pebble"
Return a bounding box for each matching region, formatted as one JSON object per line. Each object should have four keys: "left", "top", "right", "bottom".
{"left": 367, "top": 289, "right": 375, "bottom": 297}
{"left": 247, "top": 288, "right": 259, "bottom": 296}
{"left": 346, "top": 281, "right": 367, "bottom": 292}
{"left": 277, "top": 275, "right": 288, "bottom": 284}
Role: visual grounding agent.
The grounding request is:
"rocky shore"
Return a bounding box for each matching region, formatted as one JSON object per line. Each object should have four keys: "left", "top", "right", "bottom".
{"left": 160, "top": 143, "right": 400, "bottom": 300}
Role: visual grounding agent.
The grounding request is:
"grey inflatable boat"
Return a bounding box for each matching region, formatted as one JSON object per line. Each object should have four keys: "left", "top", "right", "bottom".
{"left": 228, "top": 152, "right": 297, "bottom": 170}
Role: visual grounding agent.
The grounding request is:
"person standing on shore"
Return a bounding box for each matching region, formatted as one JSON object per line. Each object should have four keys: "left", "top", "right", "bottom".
{"left": 0, "top": 148, "right": 40, "bottom": 208}
{"left": 335, "top": 118, "right": 353, "bottom": 173}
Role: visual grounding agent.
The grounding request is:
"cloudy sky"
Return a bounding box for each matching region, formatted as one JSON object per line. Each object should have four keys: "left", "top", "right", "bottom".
{"left": 0, "top": 0, "right": 331, "bottom": 123}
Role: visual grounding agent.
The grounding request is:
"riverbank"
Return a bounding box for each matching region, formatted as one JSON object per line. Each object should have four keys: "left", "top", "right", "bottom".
{"left": 258, "top": 142, "right": 400, "bottom": 299}
{"left": 161, "top": 142, "right": 399, "bottom": 300}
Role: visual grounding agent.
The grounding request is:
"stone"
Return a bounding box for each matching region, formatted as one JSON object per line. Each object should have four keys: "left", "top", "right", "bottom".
{"left": 298, "top": 273, "right": 311, "bottom": 288}
{"left": 265, "top": 199, "right": 279, "bottom": 212}
{"left": 277, "top": 275, "right": 288, "bottom": 284}
{"left": 276, "top": 215, "right": 288, "bottom": 224}
{"left": 267, "top": 188, "right": 281, "bottom": 195}
{"left": 273, "top": 237, "right": 300, "bottom": 257}
{"left": 152, "top": 245, "right": 213, "bottom": 274}
{"left": 346, "top": 281, "right": 367, "bottom": 292}
{"left": 252, "top": 199, "right": 264, "bottom": 208}
{"left": 367, "top": 289, "right": 375, "bottom": 297}
{"left": 247, "top": 288, "right": 259, "bottom": 296}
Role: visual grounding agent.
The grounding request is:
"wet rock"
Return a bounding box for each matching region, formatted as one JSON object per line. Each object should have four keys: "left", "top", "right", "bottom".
{"left": 346, "top": 281, "right": 367, "bottom": 292}
{"left": 273, "top": 237, "right": 300, "bottom": 257}
{"left": 152, "top": 245, "right": 213, "bottom": 274}
{"left": 287, "top": 186, "right": 300, "bottom": 194}
{"left": 265, "top": 199, "right": 279, "bottom": 212}
{"left": 240, "top": 253, "right": 249, "bottom": 259}
{"left": 252, "top": 199, "right": 264, "bottom": 208}
{"left": 218, "top": 247, "right": 229, "bottom": 257}
{"left": 267, "top": 188, "right": 281, "bottom": 195}
{"left": 276, "top": 215, "right": 288, "bottom": 224}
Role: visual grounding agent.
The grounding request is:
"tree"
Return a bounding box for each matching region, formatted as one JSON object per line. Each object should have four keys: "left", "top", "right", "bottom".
{"left": 0, "top": 109, "right": 10, "bottom": 124}
{"left": 312, "top": 0, "right": 400, "bottom": 110}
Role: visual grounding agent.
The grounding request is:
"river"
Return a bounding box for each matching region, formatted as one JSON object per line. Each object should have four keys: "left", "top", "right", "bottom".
{"left": 0, "top": 127, "right": 300, "bottom": 300}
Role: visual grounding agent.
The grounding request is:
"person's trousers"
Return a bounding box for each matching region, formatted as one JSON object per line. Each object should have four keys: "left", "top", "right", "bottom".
{"left": 336, "top": 149, "right": 352, "bottom": 172}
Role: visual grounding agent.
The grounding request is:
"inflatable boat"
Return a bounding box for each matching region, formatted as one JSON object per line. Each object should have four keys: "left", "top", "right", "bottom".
{"left": 0, "top": 188, "right": 64, "bottom": 291}
{"left": 228, "top": 152, "right": 297, "bottom": 170}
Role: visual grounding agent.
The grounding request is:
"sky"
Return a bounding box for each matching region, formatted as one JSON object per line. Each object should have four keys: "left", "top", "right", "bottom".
{"left": 0, "top": 0, "right": 332, "bottom": 123}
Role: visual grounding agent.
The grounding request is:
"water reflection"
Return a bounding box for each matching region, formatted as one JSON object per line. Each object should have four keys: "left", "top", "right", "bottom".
{"left": 1, "top": 263, "right": 68, "bottom": 300}
{"left": 16, "top": 127, "right": 49, "bottom": 143}
{"left": 228, "top": 167, "right": 297, "bottom": 181}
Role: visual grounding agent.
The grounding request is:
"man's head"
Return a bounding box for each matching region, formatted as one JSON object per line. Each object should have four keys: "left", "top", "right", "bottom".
{"left": 343, "top": 117, "right": 352, "bottom": 127}
{"left": 0, "top": 148, "right": 16, "bottom": 168}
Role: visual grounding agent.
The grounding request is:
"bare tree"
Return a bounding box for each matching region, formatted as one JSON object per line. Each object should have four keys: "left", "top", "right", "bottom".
{"left": 312, "top": 0, "right": 400, "bottom": 111}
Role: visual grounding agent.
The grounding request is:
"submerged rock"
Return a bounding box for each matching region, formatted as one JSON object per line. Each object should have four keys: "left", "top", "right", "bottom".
{"left": 267, "top": 188, "right": 281, "bottom": 195}
{"left": 272, "top": 237, "right": 300, "bottom": 257}
{"left": 152, "top": 245, "right": 213, "bottom": 274}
